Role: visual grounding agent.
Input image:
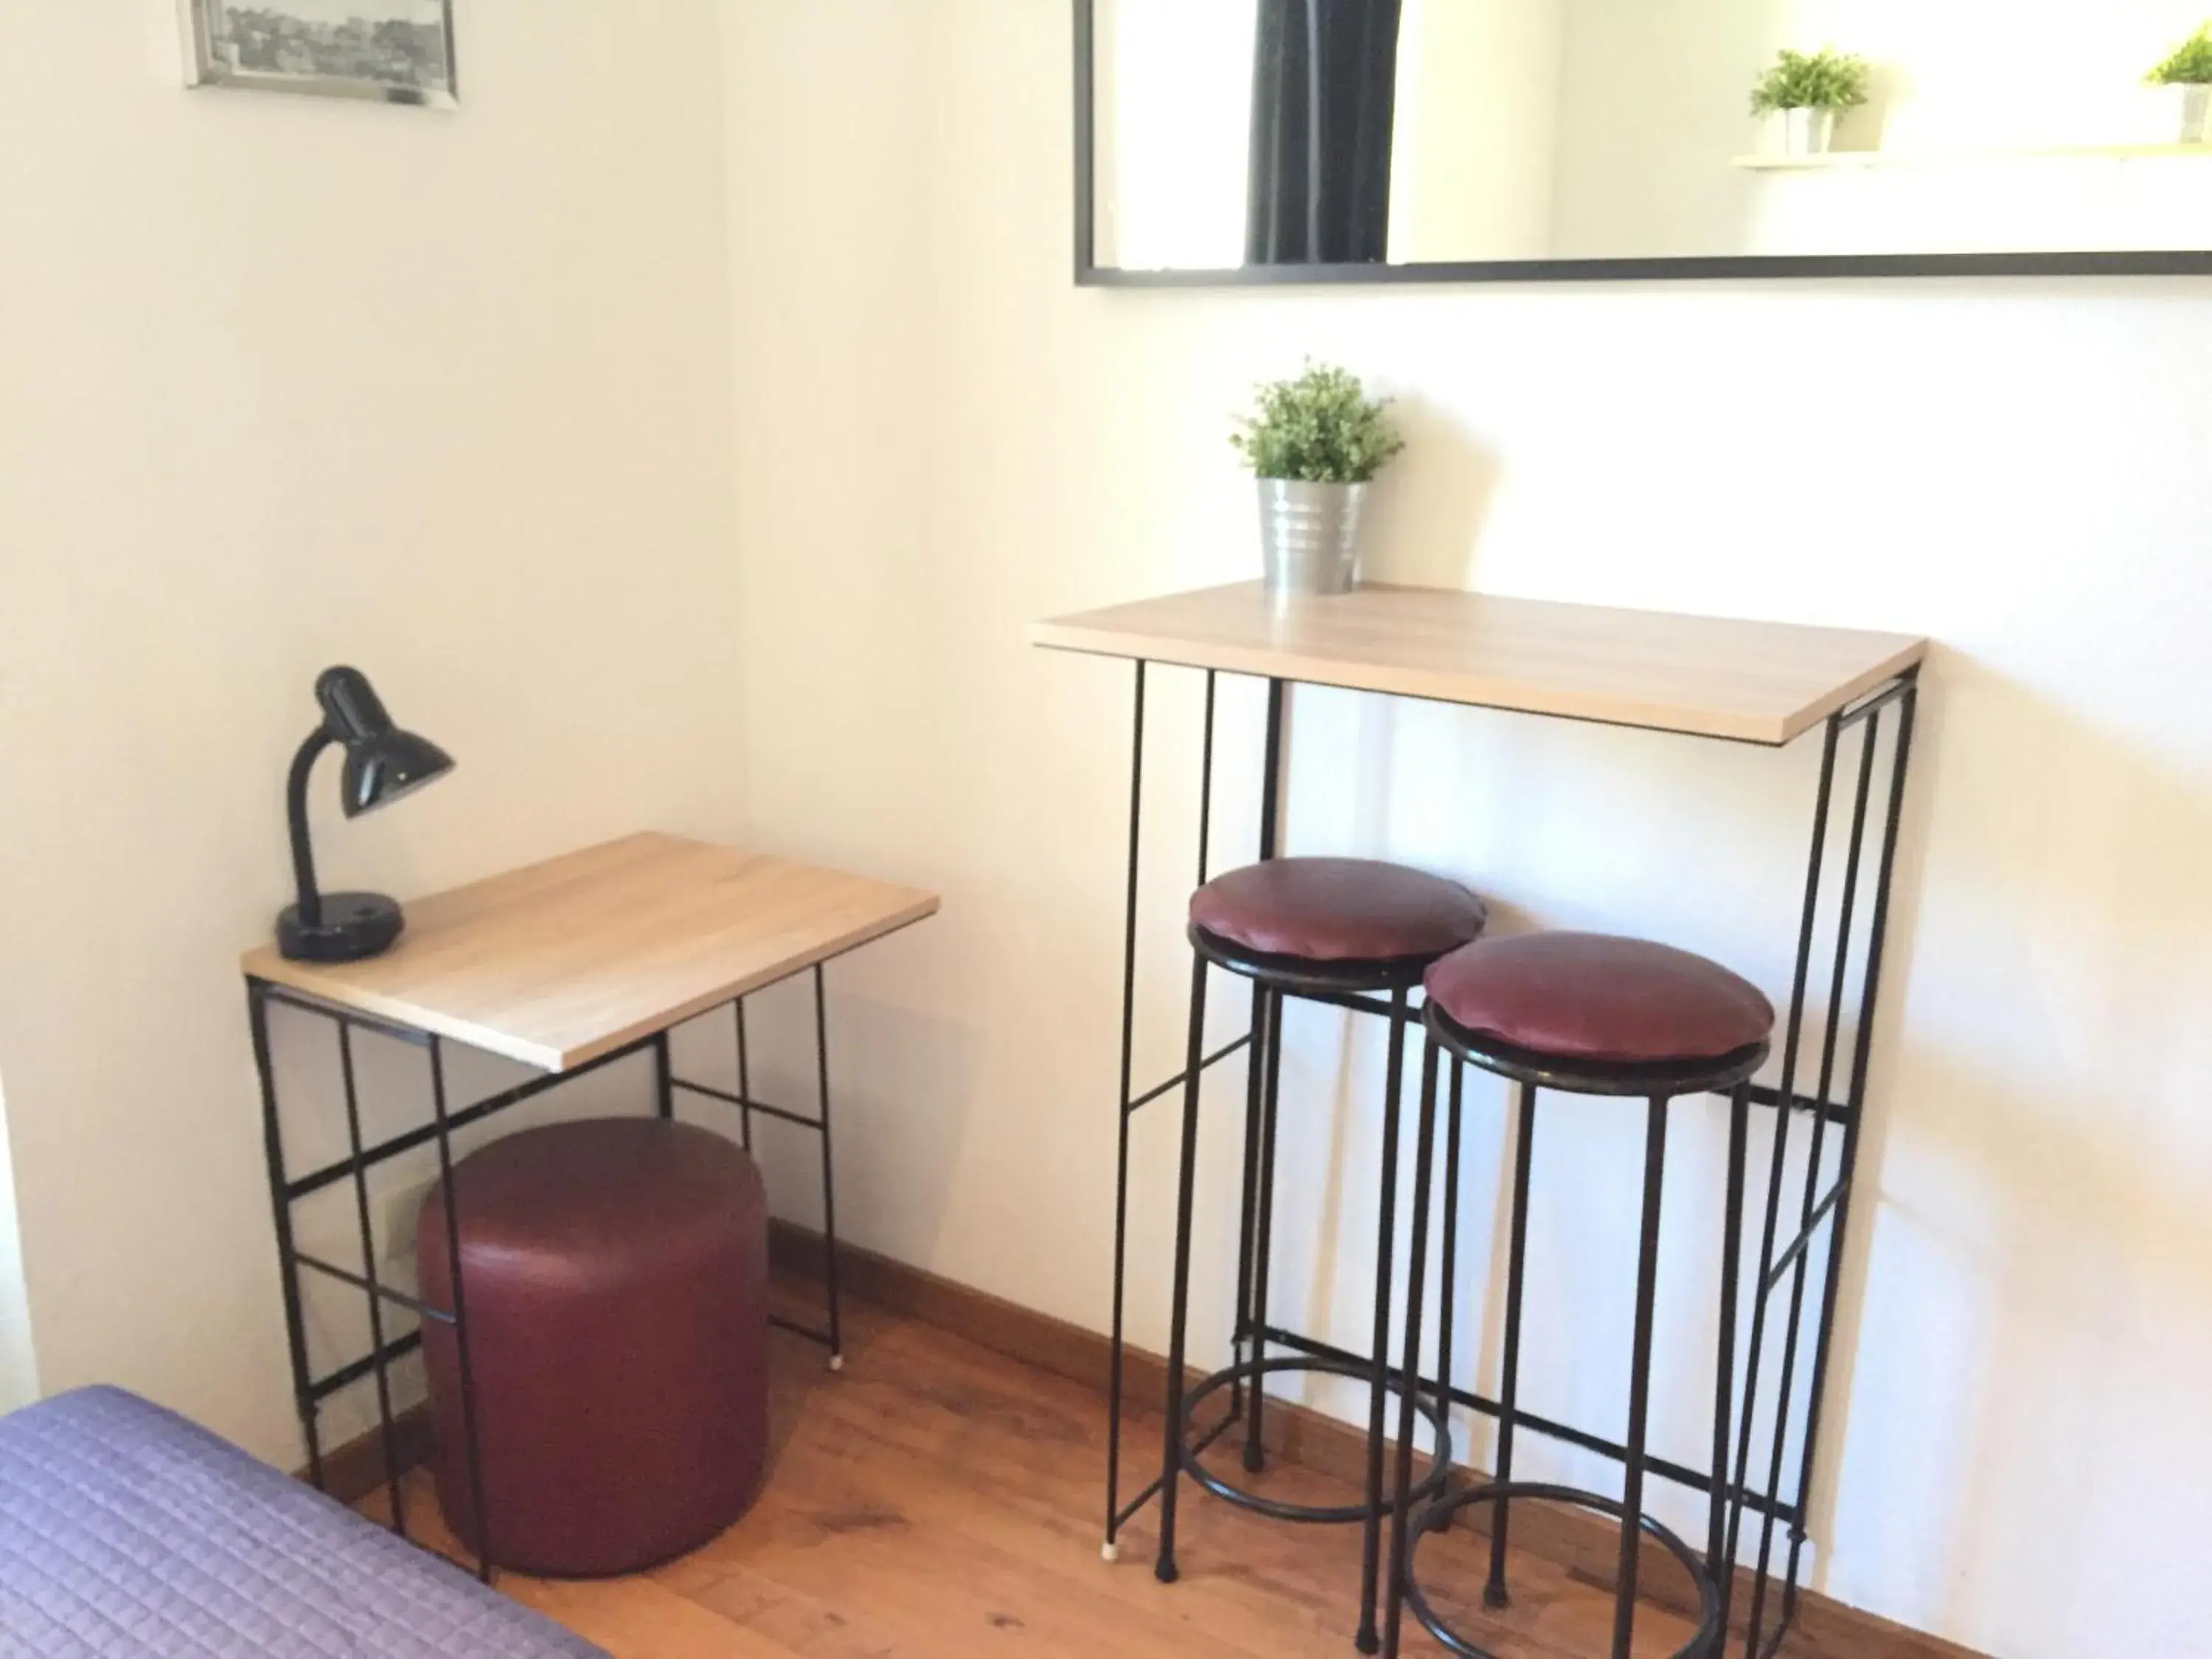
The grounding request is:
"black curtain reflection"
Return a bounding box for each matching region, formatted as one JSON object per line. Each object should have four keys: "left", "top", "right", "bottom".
{"left": 1246, "top": 0, "right": 1404, "bottom": 265}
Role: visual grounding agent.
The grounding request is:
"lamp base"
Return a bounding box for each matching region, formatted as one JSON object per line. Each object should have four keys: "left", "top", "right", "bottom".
{"left": 276, "top": 892, "right": 405, "bottom": 963}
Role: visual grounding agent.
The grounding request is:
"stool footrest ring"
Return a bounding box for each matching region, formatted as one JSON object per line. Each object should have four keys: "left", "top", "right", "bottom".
{"left": 1402, "top": 1481, "right": 1723, "bottom": 1659}
{"left": 1179, "top": 1354, "right": 1454, "bottom": 1526}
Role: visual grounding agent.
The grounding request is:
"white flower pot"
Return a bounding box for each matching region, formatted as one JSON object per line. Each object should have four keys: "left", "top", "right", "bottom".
{"left": 2180, "top": 83, "right": 2211, "bottom": 144}
{"left": 1781, "top": 106, "right": 1840, "bottom": 156}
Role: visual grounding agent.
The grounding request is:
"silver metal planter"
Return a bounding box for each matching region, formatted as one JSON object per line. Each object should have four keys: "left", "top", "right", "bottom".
{"left": 1258, "top": 479, "right": 1367, "bottom": 599}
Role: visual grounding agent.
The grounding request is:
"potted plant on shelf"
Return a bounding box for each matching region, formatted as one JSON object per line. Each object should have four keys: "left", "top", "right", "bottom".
{"left": 1750, "top": 47, "right": 1871, "bottom": 156}
{"left": 1231, "top": 361, "right": 1405, "bottom": 599}
{"left": 2148, "top": 23, "right": 2212, "bottom": 143}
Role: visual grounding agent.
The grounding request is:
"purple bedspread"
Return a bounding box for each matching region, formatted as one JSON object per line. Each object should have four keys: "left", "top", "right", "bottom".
{"left": 0, "top": 1386, "right": 607, "bottom": 1658}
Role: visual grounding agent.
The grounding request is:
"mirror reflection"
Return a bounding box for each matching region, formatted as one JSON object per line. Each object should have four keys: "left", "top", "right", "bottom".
{"left": 1088, "top": 0, "right": 2212, "bottom": 271}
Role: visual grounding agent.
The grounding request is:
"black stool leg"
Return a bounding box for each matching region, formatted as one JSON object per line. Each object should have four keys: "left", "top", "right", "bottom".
{"left": 1708, "top": 1083, "right": 1750, "bottom": 1632}
{"left": 1486, "top": 1077, "right": 1538, "bottom": 1608}
{"left": 1244, "top": 991, "right": 1284, "bottom": 1474}
{"left": 1613, "top": 1095, "right": 1672, "bottom": 1659}
{"left": 1231, "top": 987, "right": 1267, "bottom": 1423}
{"left": 1433, "top": 1060, "right": 1464, "bottom": 1517}
{"left": 1382, "top": 1037, "right": 1442, "bottom": 1659}
{"left": 1355, "top": 987, "right": 1411, "bottom": 1655}
{"left": 1155, "top": 950, "right": 1211, "bottom": 1585}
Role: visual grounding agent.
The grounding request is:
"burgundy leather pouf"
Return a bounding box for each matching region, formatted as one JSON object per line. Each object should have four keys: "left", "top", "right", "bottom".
{"left": 416, "top": 1117, "right": 769, "bottom": 1577}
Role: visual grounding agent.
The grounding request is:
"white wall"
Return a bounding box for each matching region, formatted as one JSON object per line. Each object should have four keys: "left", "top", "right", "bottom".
{"left": 717, "top": 4, "right": 2212, "bottom": 1657}
{"left": 0, "top": 1, "right": 747, "bottom": 1462}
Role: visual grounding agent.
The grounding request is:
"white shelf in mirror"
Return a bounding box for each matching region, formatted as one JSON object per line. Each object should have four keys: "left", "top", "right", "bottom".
{"left": 1735, "top": 143, "right": 2212, "bottom": 172}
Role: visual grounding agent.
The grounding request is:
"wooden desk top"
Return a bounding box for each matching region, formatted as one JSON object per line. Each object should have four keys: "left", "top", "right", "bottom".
{"left": 1031, "top": 582, "right": 1926, "bottom": 746}
{"left": 242, "top": 832, "right": 939, "bottom": 1071}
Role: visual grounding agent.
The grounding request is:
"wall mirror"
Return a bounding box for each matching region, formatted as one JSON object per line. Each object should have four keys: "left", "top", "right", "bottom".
{"left": 1076, "top": 0, "right": 2212, "bottom": 282}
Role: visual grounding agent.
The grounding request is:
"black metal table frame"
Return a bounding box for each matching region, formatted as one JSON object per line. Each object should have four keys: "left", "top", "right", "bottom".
{"left": 248, "top": 959, "right": 852, "bottom": 1582}
{"left": 1099, "top": 658, "right": 1919, "bottom": 1659}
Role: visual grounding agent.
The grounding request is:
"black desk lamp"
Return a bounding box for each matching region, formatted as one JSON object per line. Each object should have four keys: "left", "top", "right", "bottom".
{"left": 276, "top": 666, "right": 455, "bottom": 963}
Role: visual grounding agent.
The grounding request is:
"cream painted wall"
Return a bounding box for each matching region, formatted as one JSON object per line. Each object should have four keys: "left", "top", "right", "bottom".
{"left": 4, "top": 6, "right": 2207, "bottom": 1652}
{"left": 0, "top": 2, "right": 746, "bottom": 1461}
{"left": 717, "top": 4, "right": 2212, "bottom": 1656}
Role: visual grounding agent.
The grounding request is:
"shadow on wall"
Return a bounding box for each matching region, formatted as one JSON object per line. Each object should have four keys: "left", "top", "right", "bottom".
{"left": 1360, "top": 397, "right": 1500, "bottom": 591}
{"left": 685, "top": 973, "right": 984, "bottom": 1258}
{"left": 1808, "top": 647, "right": 2212, "bottom": 1644}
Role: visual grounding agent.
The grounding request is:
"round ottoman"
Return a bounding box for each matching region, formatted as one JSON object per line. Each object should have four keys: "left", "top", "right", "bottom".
{"left": 416, "top": 1117, "right": 769, "bottom": 1576}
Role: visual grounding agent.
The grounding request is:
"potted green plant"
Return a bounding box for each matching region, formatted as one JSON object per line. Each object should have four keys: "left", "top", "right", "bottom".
{"left": 1750, "top": 47, "right": 1871, "bottom": 156}
{"left": 2148, "top": 24, "right": 2212, "bottom": 143}
{"left": 1231, "top": 362, "right": 1405, "bottom": 599}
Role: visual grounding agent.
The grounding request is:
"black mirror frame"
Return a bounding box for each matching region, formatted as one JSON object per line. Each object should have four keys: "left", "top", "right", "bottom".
{"left": 1071, "top": 0, "right": 2212, "bottom": 288}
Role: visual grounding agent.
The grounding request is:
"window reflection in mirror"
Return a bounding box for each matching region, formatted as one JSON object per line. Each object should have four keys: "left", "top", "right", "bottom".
{"left": 1087, "top": 0, "right": 2212, "bottom": 272}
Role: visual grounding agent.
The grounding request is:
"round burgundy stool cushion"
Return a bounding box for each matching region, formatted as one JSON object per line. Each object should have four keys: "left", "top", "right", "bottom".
{"left": 1190, "top": 857, "right": 1487, "bottom": 964}
{"left": 417, "top": 1118, "right": 768, "bottom": 1576}
{"left": 1425, "top": 932, "right": 1774, "bottom": 1065}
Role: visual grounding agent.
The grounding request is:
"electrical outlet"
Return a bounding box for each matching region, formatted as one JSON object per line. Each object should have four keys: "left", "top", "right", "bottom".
{"left": 379, "top": 1176, "right": 436, "bottom": 1265}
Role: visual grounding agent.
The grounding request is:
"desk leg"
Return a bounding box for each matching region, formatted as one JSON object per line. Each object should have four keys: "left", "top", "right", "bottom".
{"left": 733, "top": 1001, "right": 754, "bottom": 1151}
{"left": 248, "top": 980, "right": 324, "bottom": 1492}
{"left": 1725, "top": 715, "right": 1840, "bottom": 1643}
{"left": 1728, "top": 672, "right": 1917, "bottom": 1658}
{"left": 1102, "top": 661, "right": 1144, "bottom": 1561}
{"left": 810, "top": 964, "right": 846, "bottom": 1370}
{"left": 1103, "top": 668, "right": 1285, "bottom": 1559}
{"left": 653, "top": 1030, "right": 675, "bottom": 1120}
{"left": 1785, "top": 687, "right": 1915, "bottom": 1615}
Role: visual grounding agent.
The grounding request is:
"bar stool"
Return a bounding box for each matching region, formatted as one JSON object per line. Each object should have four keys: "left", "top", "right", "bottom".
{"left": 1156, "top": 856, "right": 1488, "bottom": 1655}
{"left": 1382, "top": 932, "right": 1775, "bottom": 1659}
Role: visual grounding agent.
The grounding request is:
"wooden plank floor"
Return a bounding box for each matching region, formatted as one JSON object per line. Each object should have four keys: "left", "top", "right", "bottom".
{"left": 363, "top": 1288, "right": 1734, "bottom": 1658}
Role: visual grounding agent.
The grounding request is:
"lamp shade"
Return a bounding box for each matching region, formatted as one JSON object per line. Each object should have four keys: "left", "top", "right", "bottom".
{"left": 312, "top": 665, "right": 455, "bottom": 818}
{"left": 340, "top": 729, "right": 456, "bottom": 818}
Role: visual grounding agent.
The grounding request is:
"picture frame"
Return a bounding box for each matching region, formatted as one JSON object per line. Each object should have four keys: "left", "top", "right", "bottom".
{"left": 181, "top": 0, "right": 458, "bottom": 109}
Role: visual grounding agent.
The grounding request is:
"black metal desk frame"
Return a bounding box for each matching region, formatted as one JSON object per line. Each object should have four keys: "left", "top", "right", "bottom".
{"left": 1099, "top": 658, "right": 1919, "bottom": 1659}
{"left": 247, "top": 961, "right": 850, "bottom": 1582}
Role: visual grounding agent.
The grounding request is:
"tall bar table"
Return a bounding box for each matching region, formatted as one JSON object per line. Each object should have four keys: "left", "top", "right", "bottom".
{"left": 1032, "top": 580, "right": 1927, "bottom": 1658}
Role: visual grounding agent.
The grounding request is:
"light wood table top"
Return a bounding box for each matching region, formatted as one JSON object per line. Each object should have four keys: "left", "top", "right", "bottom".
{"left": 1031, "top": 582, "right": 1926, "bottom": 746}
{"left": 242, "top": 832, "right": 939, "bottom": 1071}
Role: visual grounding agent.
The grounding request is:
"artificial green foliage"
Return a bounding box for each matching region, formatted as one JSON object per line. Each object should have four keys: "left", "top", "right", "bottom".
{"left": 1230, "top": 362, "right": 1405, "bottom": 484}
{"left": 1749, "top": 47, "right": 1871, "bottom": 114}
{"left": 2149, "top": 24, "right": 2212, "bottom": 84}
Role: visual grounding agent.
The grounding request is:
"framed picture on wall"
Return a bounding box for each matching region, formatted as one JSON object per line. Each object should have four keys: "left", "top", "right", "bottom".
{"left": 181, "top": 0, "right": 457, "bottom": 108}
